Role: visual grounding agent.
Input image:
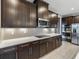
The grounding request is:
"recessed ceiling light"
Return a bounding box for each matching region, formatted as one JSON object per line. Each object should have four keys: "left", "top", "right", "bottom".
{"left": 71, "top": 8, "right": 74, "bottom": 10}
{"left": 19, "top": 28, "right": 28, "bottom": 33}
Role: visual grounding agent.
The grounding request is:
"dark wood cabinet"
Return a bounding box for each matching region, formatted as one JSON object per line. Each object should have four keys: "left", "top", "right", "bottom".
{"left": 31, "top": 41, "right": 40, "bottom": 59}
{"left": 65, "top": 17, "right": 74, "bottom": 25}
{"left": 47, "top": 37, "right": 56, "bottom": 53}
{"left": 74, "top": 16, "right": 79, "bottom": 23}
{"left": 0, "top": 36, "right": 62, "bottom": 59}
{"left": 17, "top": 41, "right": 40, "bottom": 59}
{"left": 17, "top": 43, "right": 30, "bottom": 59}
{"left": 39, "top": 39, "right": 47, "bottom": 57}
{"left": 1, "top": 0, "right": 37, "bottom": 28}
{"left": 48, "top": 11, "right": 58, "bottom": 27}
{"left": 0, "top": 47, "right": 16, "bottom": 59}
{"left": 55, "top": 36, "right": 62, "bottom": 48}
{"left": 38, "top": 0, "right": 48, "bottom": 19}
{"left": 15, "top": 1, "right": 30, "bottom": 27}
{"left": 62, "top": 16, "right": 74, "bottom": 25}
{"left": 1, "top": 0, "right": 16, "bottom": 27}
{"left": 29, "top": 4, "right": 37, "bottom": 27}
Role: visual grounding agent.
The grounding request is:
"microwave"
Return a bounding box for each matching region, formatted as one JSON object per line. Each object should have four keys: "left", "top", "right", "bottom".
{"left": 38, "top": 18, "right": 49, "bottom": 27}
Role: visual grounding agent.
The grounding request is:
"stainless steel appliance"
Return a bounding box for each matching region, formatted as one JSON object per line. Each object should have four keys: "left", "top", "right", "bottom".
{"left": 38, "top": 18, "right": 49, "bottom": 27}
{"left": 72, "top": 23, "right": 79, "bottom": 45}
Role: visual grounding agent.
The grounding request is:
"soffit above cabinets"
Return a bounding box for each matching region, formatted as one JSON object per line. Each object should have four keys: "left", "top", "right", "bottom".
{"left": 43, "top": 0, "right": 79, "bottom": 17}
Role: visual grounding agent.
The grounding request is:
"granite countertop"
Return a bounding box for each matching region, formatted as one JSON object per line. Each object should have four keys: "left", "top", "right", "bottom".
{"left": 0, "top": 33, "right": 61, "bottom": 49}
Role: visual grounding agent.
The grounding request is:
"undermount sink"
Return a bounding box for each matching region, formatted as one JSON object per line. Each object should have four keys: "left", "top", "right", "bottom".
{"left": 35, "top": 35, "right": 50, "bottom": 38}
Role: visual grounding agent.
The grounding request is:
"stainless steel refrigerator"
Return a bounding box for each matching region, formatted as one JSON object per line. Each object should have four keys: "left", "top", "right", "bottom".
{"left": 72, "top": 23, "right": 79, "bottom": 45}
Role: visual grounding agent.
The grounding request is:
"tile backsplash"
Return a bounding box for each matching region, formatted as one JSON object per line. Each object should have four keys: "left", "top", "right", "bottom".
{"left": 0, "top": 28, "right": 56, "bottom": 40}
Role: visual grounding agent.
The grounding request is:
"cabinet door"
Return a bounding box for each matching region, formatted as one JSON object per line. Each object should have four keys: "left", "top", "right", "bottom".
{"left": 17, "top": 43, "right": 30, "bottom": 59}
{"left": 1, "top": 0, "right": 31, "bottom": 28}
{"left": 39, "top": 40, "right": 47, "bottom": 57}
{"left": 65, "top": 16, "right": 74, "bottom": 25}
{"left": 55, "top": 36, "right": 62, "bottom": 48}
{"left": 29, "top": 4, "right": 37, "bottom": 27}
{"left": 48, "top": 11, "right": 58, "bottom": 27}
{"left": 58, "top": 36, "right": 62, "bottom": 46}
{"left": 0, "top": 47, "right": 16, "bottom": 59}
{"left": 15, "top": 1, "right": 30, "bottom": 27}
{"left": 30, "top": 41, "right": 40, "bottom": 59}
{"left": 47, "top": 38, "right": 53, "bottom": 53}
{"left": 55, "top": 36, "right": 59, "bottom": 48}
{"left": 75, "top": 16, "right": 79, "bottom": 23}
{"left": 52, "top": 37, "right": 56, "bottom": 49}
{"left": 47, "top": 37, "right": 56, "bottom": 53}
{"left": 38, "top": 0, "right": 48, "bottom": 19}
{"left": 1, "top": 0, "right": 16, "bottom": 27}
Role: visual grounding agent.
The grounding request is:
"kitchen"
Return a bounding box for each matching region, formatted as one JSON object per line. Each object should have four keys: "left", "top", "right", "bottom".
{"left": 0, "top": 0, "right": 79, "bottom": 59}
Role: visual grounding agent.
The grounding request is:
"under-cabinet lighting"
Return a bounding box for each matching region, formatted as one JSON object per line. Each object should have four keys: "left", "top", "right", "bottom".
{"left": 51, "top": 28, "right": 55, "bottom": 32}
{"left": 19, "top": 28, "right": 28, "bottom": 33}
{"left": 43, "top": 28, "right": 48, "bottom": 32}
{"left": 71, "top": 8, "right": 74, "bottom": 10}
{"left": 5, "top": 29, "right": 15, "bottom": 35}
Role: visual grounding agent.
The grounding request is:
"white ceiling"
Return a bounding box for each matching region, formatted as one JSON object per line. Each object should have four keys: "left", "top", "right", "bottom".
{"left": 43, "top": 0, "right": 79, "bottom": 17}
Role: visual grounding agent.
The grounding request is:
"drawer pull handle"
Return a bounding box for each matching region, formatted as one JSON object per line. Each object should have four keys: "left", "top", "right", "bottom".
{"left": 32, "top": 42, "right": 39, "bottom": 44}
{"left": 20, "top": 44, "right": 29, "bottom": 48}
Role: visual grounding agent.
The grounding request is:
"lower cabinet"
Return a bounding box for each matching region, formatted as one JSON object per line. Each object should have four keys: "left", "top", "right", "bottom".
{"left": 0, "top": 47, "right": 16, "bottom": 59}
{"left": 55, "top": 36, "right": 62, "bottom": 48}
{"left": 30, "top": 41, "right": 40, "bottom": 59}
{"left": 17, "top": 43, "right": 30, "bottom": 59}
{"left": 47, "top": 38, "right": 55, "bottom": 53}
{"left": 0, "top": 36, "right": 62, "bottom": 59}
{"left": 39, "top": 40, "right": 47, "bottom": 57}
{"left": 17, "top": 41, "right": 40, "bottom": 59}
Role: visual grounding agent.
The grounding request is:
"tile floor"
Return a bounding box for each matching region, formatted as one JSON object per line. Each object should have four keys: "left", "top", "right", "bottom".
{"left": 39, "top": 41, "right": 79, "bottom": 59}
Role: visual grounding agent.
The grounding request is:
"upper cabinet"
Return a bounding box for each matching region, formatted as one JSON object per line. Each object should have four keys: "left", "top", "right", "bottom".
{"left": 62, "top": 16, "right": 79, "bottom": 25}
{"left": 62, "top": 16, "right": 74, "bottom": 25}
{"left": 48, "top": 11, "right": 59, "bottom": 27}
{"left": 1, "top": 0, "right": 37, "bottom": 28}
{"left": 38, "top": 0, "right": 49, "bottom": 19}
{"left": 74, "top": 16, "right": 79, "bottom": 23}
{"left": 1, "top": 0, "right": 59, "bottom": 28}
{"left": 29, "top": 3, "right": 37, "bottom": 27}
